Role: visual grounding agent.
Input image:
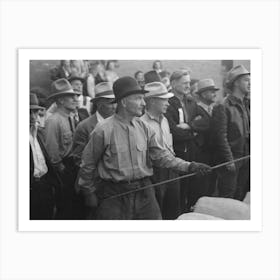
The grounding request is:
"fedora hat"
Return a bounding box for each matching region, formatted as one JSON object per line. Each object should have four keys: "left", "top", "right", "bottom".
{"left": 91, "top": 82, "right": 115, "bottom": 103}
{"left": 68, "top": 76, "right": 85, "bottom": 84}
{"left": 144, "top": 70, "right": 161, "bottom": 84}
{"left": 112, "top": 76, "right": 148, "bottom": 103}
{"left": 144, "top": 82, "right": 174, "bottom": 99}
{"left": 47, "top": 78, "right": 80, "bottom": 100}
{"left": 226, "top": 65, "right": 250, "bottom": 87}
{"left": 30, "top": 93, "right": 44, "bottom": 110}
{"left": 196, "top": 79, "right": 219, "bottom": 95}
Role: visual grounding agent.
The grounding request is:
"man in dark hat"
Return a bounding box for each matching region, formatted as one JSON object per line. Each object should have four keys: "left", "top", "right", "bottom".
{"left": 211, "top": 65, "right": 250, "bottom": 200}
{"left": 71, "top": 82, "right": 116, "bottom": 167}
{"left": 44, "top": 78, "right": 81, "bottom": 219}
{"left": 30, "top": 93, "right": 62, "bottom": 219}
{"left": 77, "top": 76, "right": 212, "bottom": 220}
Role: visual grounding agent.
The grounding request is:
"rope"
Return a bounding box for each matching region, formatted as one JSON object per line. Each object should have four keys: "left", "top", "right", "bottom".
{"left": 102, "top": 155, "right": 250, "bottom": 201}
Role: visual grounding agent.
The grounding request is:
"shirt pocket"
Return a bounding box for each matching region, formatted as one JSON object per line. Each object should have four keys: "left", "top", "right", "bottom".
{"left": 109, "top": 143, "right": 127, "bottom": 170}
{"left": 136, "top": 140, "right": 151, "bottom": 168}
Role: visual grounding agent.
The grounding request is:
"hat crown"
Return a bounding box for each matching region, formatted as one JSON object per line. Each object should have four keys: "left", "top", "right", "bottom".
{"left": 95, "top": 82, "right": 113, "bottom": 97}
{"left": 30, "top": 93, "right": 40, "bottom": 106}
{"left": 113, "top": 76, "right": 142, "bottom": 100}
{"left": 197, "top": 79, "right": 216, "bottom": 91}
{"left": 51, "top": 78, "right": 73, "bottom": 94}
{"left": 144, "top": 82, "right": 167, "bottom": 96}
{"left": 227, "top": 65, "right": 250, "bottom": 85}
{"left": 144, "top": 70, "right": 161, "bottom": 84}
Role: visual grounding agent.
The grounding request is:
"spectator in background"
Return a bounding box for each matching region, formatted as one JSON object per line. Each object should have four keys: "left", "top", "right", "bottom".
{"left": 30, "top": 93, "right": 62, "bottom": 219}
{"left": 134, "top": 70, "right": 145, "bottom": 89}
{"left": 140, "top": 82, "right": 181, "bottom": 219}
{"left": 70, "top": 60, "right": 88, "bottom": 78}
{"left": 105, "top": 60, "right": 119, "bottom": 84}
{"left": 44, "top": 78, "right": 81, "bottom": 219}
{"left": 152, "top": 60, "right": 163, "bottom": 74}
{"left": 68, "top": 76, "right": 91, "bottom": 121}
{"left": 144, "top": 70, "right": 161, "bottom": 84}
{"left": 211, "top": 65, "right": 250, "bottom": 200}
{"left": 50, "top": 60, "right": 72, "bottom": 81}
{"left": 71, "top": 82, "right": 116, "bottom": 168}
{"left": 159, "top": 70, "right": 171, "bottom": 91}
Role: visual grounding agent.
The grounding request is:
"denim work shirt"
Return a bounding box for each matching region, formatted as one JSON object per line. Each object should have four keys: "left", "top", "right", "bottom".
{"left": 78, "top": 114, "right": 190, "bottom": 195}
{"left": 45, "top": 108, "right": 74, "bottom": 167}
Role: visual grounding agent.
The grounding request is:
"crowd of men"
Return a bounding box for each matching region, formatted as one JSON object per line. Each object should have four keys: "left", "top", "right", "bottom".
{"left": 29, "top": 60, "right": 250, "bottom": 220}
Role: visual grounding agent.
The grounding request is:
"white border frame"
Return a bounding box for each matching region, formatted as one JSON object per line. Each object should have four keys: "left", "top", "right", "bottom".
{"left": 19, "top": 48, "right": 262, "bottom": 232}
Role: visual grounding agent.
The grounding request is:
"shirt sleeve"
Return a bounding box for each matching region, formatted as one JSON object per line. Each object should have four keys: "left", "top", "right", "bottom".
{"left": 146, "top": 124, "right": 190, "bottom": 173}
{"left": 44, "top": 118, "right": 62, "bottom": 167}
{"left": 78, "top": 127, "right": 105, "bottom": 195}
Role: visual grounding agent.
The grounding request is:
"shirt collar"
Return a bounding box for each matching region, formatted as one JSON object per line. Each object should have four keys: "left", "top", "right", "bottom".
{"left": 56, "top": 107, "right": 71, "bottom": 118}
{"left": 144, "top": 111, "right": 163, "bottom": 124}
{"left": 227, "top": 94, "right": 245, "bottom": 106}
{"left": 114, "top": 113, "right": 137, "bottom": 127}
{"left": 96, "top": 111, "right": 105, "bottom": 123}
{"left": 197, "top": 101, "right": 214, "bottom": 113}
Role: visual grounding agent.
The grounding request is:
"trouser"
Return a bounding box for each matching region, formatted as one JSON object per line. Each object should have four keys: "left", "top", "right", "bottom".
{"left": 55, "top": 157, "right": 84, "bottom": 220}
{"left": 217, "top": 156, "right": 250, "bottom": 201}
{"left": 152, "top": 167, "right": 181, "bottom": 220}
{"left": 30, "top": 174, "right": 55, "bottom": 220}
{"left": 94, "top": 178, "right": 162, "bottom": 220}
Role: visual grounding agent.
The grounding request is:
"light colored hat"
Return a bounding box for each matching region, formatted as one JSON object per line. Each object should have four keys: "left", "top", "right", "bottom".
{"left": 226, "top": 65, "right": 250, "bottom": 87}
{"left": 144, "top": 82, "right": 174, "bottom": 99}
{"left": 196, "top": 79, "right": 219, "bottom": 95}
{"left": 91, "top": 82, "right": 115, "bottom": 103}
{"left": 47, "top": 78, "right": 80, "bottom": 100}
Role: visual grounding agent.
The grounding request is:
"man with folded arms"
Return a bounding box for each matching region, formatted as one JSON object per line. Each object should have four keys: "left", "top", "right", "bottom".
{"left": 78, "top": 76, "right": 211, "bottom": 220}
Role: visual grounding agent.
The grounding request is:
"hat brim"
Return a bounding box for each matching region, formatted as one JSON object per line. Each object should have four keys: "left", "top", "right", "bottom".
{"left": 111, "top": 89, "right": 148, "bottom": 103}
{"left": 91, "top": 94, "right": 115, "bottom": 103}
{"left": 196, "top": 86, "right": 219, "bottom": 95}
{"left": 145, "top": 92, "right": 174, "bottom": 99}
{"left": 30, "top": 105, "right": 44, "bottom": 110}
{"left": 68, "top": 77, "right": 85, "bottom": 83}
{"left": 226, "top": 73, "right": 250, "bottom": 87}
{"left": 47, "top": 90, "right": 81, "bottom": 100}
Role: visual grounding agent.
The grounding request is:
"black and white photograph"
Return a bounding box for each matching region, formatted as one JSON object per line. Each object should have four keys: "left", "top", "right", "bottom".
{"left": 18, "top": 49, "right": 261, "bottom": 231}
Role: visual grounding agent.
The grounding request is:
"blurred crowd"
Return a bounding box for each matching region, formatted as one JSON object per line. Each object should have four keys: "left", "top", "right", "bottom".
{"left": 30, "top": 60, "right": 250, "bottom": 220}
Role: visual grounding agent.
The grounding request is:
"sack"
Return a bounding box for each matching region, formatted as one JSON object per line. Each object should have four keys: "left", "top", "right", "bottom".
{"left": 193, "top": 196, "right": 250, "bottom": 220}
{"left": 243, "top": 192, "right": 250, "bottom": 205}
{"left": 177, "top": 212, "right": 223, "bottom": 220}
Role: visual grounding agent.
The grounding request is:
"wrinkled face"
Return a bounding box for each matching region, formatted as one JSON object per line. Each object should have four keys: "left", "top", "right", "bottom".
{"left": 96, "top": 98, "right": 116, "bottom": 118}
{"left": 172, "top": 74, "right": 191, "bottom": 95}
{"left": 59, "top": 95, "right": 79, "bottom": 111}
{"left": 235, "top": 74, "right": 250, "bottom": 95}
{"left": 30, "top": 109, "right": 39, "bottom": 127}
{"left": 122, "top": 94, "right": 146, "bottom": 117}
{"left": 201, "top": 89, "right": 217, "bottom": 105}
{"left": 71, "top": 80, "right": 83, "bottom": 93}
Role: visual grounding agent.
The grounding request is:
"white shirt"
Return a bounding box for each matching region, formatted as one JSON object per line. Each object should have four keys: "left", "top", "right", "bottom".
{"left": 30, "top": 130, "right": 48, "bottom": 178}
{"left": 96, "top": 111, "right": 105, "bottom": 123}
{"left": 197, "top": 101, "right": 214, "bottom": 116}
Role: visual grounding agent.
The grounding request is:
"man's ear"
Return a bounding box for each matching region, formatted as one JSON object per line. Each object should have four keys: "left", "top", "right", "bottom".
{"left": 120, "top": 98, "right": 126, "bottom": 108}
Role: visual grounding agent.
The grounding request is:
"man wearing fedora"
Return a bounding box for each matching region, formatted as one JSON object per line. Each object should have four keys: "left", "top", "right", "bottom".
{"left": 44, "top": 78, "right": 81, "bottom": 219}
{"left": 188, "top": 79, "right": 220, "bottom": 203}
{"left": 77, "top": 76, "right": 211, "bottom": 220}
{"left": 30, "top": 93, "right": 62, "bottom": 219}
{"left": 211, "top": 65, "right": 250, "bottom": 200}
{"left": 140, "top": 82, "right": 181, "bottom": 219}
{"left": 71, "top": 82, "right": 116, "bottom": 168}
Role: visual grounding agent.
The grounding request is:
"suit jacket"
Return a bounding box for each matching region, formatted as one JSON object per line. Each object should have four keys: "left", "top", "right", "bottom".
{"left": 30, "top": 131, "right": 62, "bottom": 189}
{"left": 211, "top": 95, "right": 250, "bottom": 163}
{"left": 164, "top": 95, "right": 200, "bottom": 160}
{"left": 71, "top": 113, "right": 99, "bottom": 166}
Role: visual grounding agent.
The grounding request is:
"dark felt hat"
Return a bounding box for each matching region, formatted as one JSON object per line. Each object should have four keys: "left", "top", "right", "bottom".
{"left": 144, "top": 70, "right": 161, "bottom": 84}
{"left": 112, "top": 76, "right": 148, "bottom": 103}
{"left": 30, "top": 93, "right": 44, "bottom": 110}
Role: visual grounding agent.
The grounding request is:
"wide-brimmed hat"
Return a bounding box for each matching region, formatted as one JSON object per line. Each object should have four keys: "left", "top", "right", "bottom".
{"left": 68, "top": 76, "right": 85, "bottom": 84}
{"left": 47, "top": 78, "right": 80, "bottom": 100}
{"left": 91, "top": 82, "right": 115, "bottom": 103}
{"left": 30, "top": 93, "right": 44, "bottom": 110}
{"left": 196, "top": 79, "right": 219, "bottom": 95}
{"left": 112, "top": 76, "right": 148, "bottom": 103}
{"left": 144, "top": 70, "right": 161, "bottom": 84}
{"left": 226, "top": 65, "right": 250, "bottom": 87}
{"left": 144, "top": 82, "right": 174, "bottom": 99}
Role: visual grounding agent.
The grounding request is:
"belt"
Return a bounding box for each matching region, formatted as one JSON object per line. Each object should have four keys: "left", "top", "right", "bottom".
{"left": 102, "top": 177, "right": 150, "bottom": 186}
